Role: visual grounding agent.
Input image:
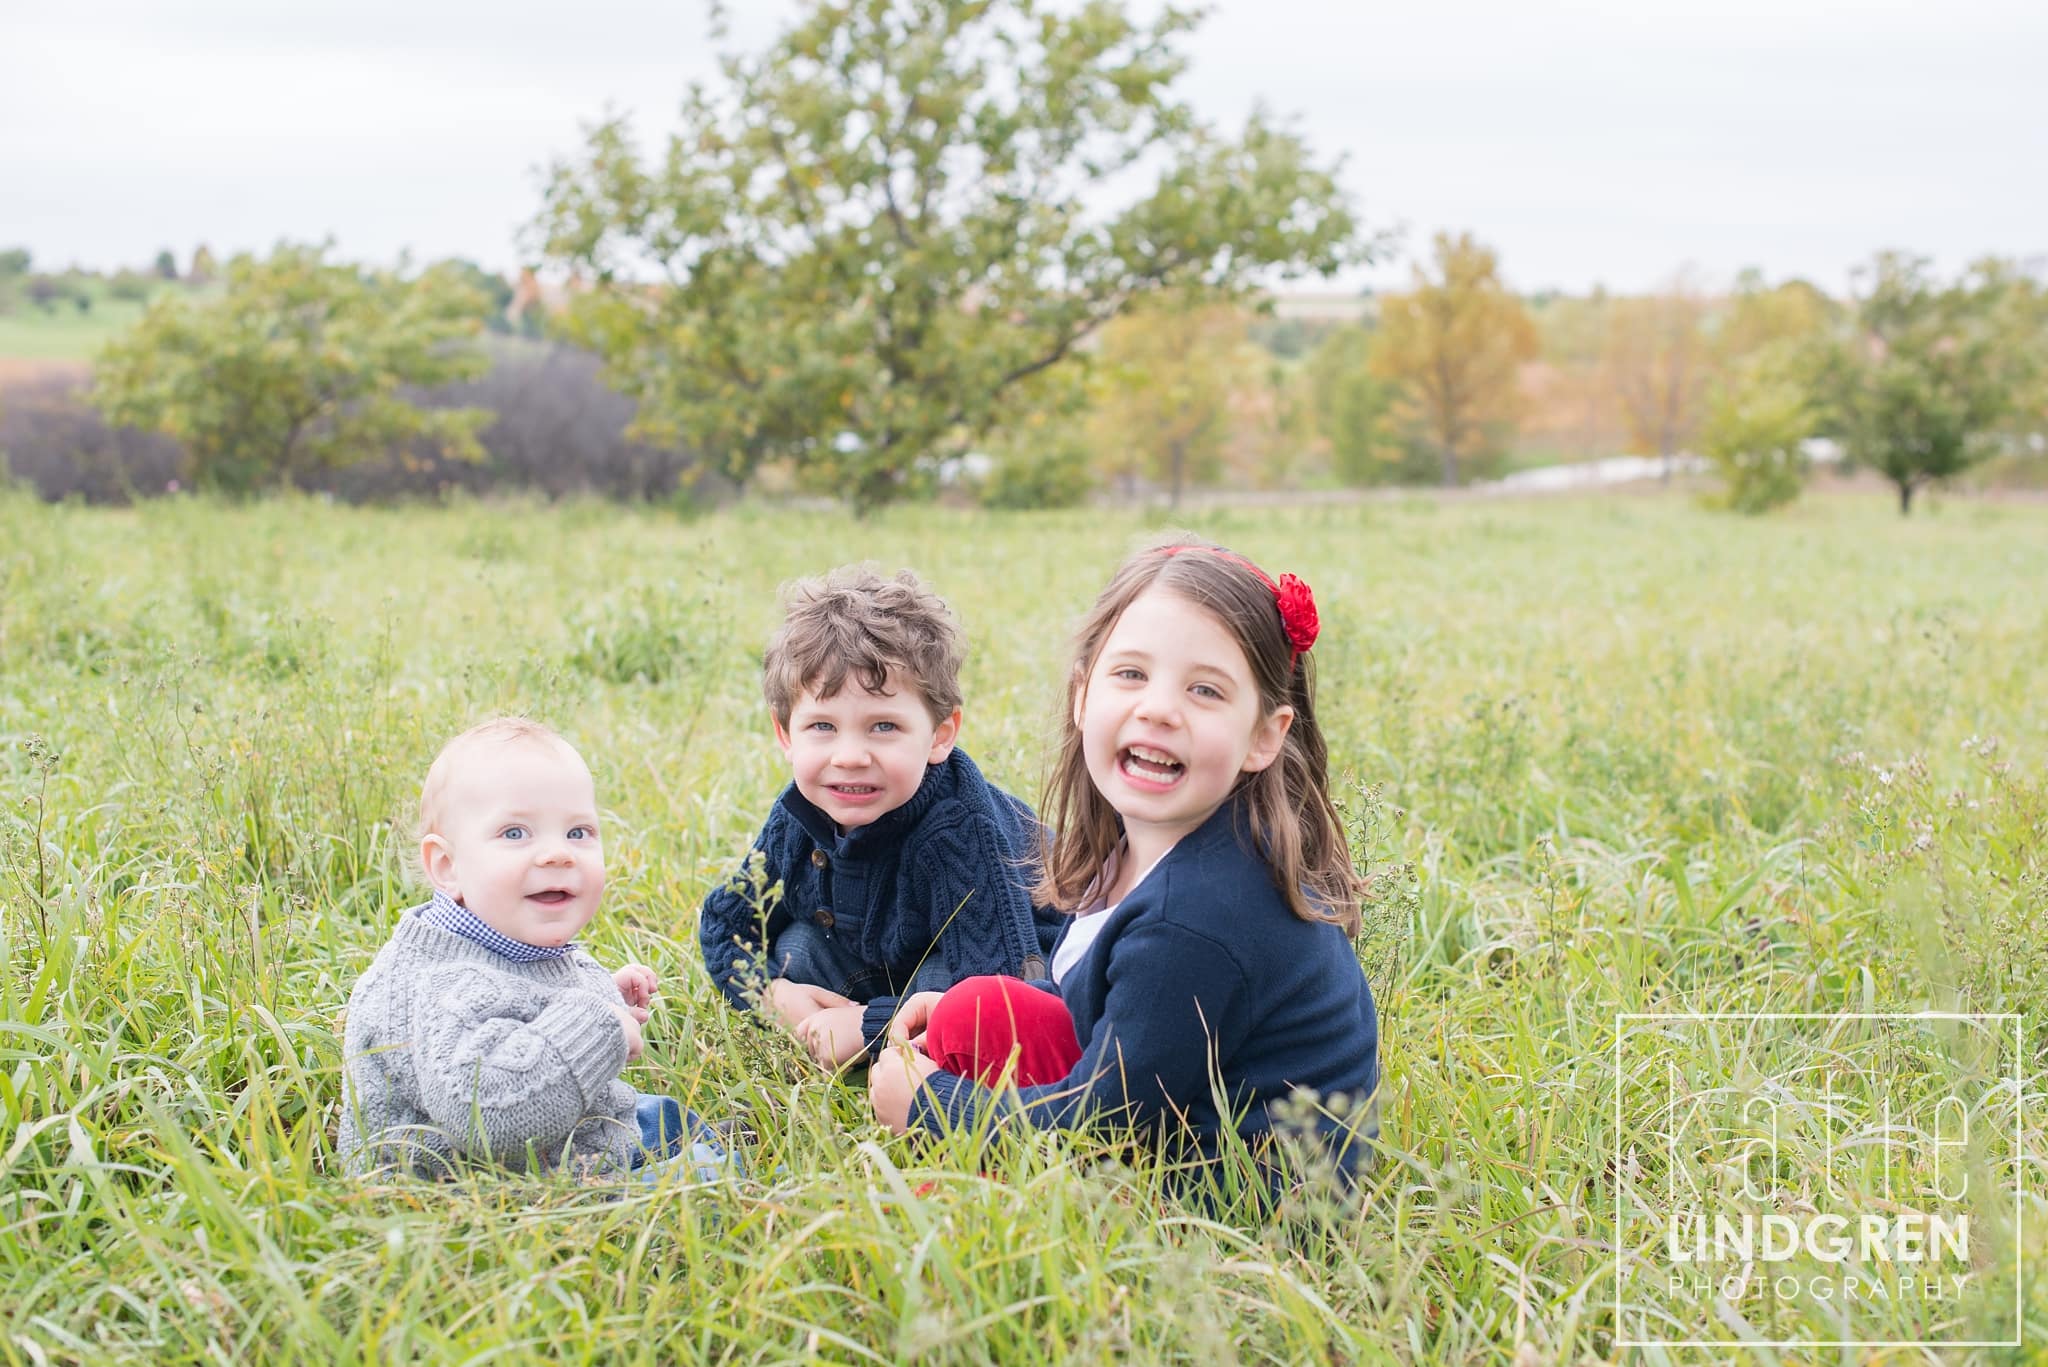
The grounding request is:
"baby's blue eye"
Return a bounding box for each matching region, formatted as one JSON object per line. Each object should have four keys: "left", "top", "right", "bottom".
{"left": 567, "top": 825, "right": 595, "bottom": 840}
{"left": 501, "top": 825, "right": 528, "bottom": 841}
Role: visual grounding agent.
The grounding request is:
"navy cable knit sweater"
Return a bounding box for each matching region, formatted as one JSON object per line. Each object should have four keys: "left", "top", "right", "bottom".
{"left": 909, "top": 796, "right": 1381, "bottom": 1187}
{"left": 698, "top": 748, "right": 1064, "bottom": 1051}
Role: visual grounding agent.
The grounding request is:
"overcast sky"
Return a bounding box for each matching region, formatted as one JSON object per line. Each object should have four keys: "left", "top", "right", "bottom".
{"left": 5, "top": 0, "right": 2041, "bottom": 295}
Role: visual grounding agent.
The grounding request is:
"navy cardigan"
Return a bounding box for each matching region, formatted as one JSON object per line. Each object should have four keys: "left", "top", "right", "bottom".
{"left": 698, "top": 748, "right": 1063, "bottom": 1050}
{"left": 910, "top": 797, "right": 1380, "bottom": 1184}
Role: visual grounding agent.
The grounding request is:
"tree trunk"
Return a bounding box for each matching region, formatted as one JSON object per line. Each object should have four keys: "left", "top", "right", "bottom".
{"left": 1898, "top": 480, "right": 1915, "bottom": 515}
{"left": 1439, "top": 438, "right": 1459, "bottom": 488}
{"left": 1168, "top": 438, "right": 1185, "bottom": 508}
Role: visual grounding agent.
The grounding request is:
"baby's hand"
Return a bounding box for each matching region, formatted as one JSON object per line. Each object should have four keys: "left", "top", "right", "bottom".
{"left": 608, "top": 1002, "right": 646, "bottom": 1064}
{"left": 613, "top": 963, "right": 658, "bottom": 1013}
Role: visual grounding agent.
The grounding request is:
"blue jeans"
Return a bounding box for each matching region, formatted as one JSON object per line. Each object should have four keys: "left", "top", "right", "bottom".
{"left": 768, "top": 920, "right": 954, "bottom": 1001}
{"left": 632, "top": 1095, "right": 738, "bottom": 1183}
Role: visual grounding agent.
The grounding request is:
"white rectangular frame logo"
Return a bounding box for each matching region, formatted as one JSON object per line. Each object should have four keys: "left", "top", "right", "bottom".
{"left": 1612, "top": 1011, "right": 2023, "bottom": 1350}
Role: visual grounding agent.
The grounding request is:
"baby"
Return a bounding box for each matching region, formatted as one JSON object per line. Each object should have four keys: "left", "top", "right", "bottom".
{"left": 340, "top": 718, "right": 721, "bottom": 1179}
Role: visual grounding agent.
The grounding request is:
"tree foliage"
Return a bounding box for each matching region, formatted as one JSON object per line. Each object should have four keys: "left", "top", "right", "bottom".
{"left": 1969, "top": 255, "right": 2048, "bottom": 445}
{"left": 91, "top": 244, "right": 492, "bottom": 494}
{"left": 532, "top": 0, "right": 1366, "bottom": 511}
{"left": 1699, "top": 346, "right": 1815, "bottom": 514}
{"left": 1818, "top": 252, "right": 2020, "bottom": 514}
{"left": 1368, "top": 231, "right": 1536, "bottom": 486}
{"left": 1604, "top": 273, "right": 1708, "bottom": 476}
{"left": 1303, "top": 324, "right": 1400, "bottom": 485}
{"left": 1085, "top": 296, "right": 1243, "bottom": 504}
{"left": 1716, "top": 270, "right": 1836, "bottom": 365}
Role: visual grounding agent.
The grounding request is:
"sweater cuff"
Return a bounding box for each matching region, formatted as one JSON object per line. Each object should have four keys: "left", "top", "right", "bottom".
{"left": 532, "top": 990, "right": 630, "bottom": 1109}
{"left": 910, "top": 1068, "right": 995, "bottom": 1138}
{"left": 860, "top": 996, "right": 900, "bottom": 1059}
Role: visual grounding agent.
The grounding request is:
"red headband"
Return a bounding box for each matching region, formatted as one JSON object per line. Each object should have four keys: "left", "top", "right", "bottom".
{"left": 1160, "top": 545, "right": 1320, "bottom": 667}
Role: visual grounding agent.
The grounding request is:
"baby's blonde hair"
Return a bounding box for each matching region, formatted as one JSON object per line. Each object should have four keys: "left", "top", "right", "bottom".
{"left": 409, "top": 717, "right": 584, "bottom": 881}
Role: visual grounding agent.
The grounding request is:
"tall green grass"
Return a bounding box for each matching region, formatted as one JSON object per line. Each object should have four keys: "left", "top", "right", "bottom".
{"left": 0, "top": 490, "right": 2042, "bottom": 1362}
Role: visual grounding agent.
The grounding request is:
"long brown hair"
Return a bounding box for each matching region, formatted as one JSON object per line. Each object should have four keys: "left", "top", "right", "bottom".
{"left": 1034, "top": 535, "right": 1363, "bottom": 933}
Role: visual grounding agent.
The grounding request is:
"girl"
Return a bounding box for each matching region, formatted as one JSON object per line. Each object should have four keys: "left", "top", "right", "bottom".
{"left": 868, "top": 537, "right": 1380, "bottom": 1193}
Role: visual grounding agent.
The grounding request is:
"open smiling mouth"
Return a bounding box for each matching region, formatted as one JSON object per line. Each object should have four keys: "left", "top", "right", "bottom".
{"left": 527, "top": 890, "right": 574, "bottom": 904}
{"left": 1120, "top": 746, "right": 1185, "bottom": 784}
{"left": 829, "top": 784, "right": 880, "bottom": 797}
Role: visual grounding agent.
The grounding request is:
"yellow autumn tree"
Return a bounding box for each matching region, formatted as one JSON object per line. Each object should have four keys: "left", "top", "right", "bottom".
{"left": 1086, "top": 297, "right": 1247, "bottom": 505}
{"left": 1604, "top": 271, "right": 1709, "bottom": 478}
{"left": 1716, "top": 270, "right": 1836, "bottom": 366}
{"left": 1368, "top": 232, "right": 1538, "bottom": 486}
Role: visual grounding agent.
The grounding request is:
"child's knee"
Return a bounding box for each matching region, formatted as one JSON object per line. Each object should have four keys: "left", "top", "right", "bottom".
{"left": 767, "top": 921, "right": 834, "bottom": 986}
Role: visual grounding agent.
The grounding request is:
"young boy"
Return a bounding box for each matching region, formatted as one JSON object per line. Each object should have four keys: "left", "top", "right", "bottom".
{"left": 699, "top": 566, "right": 1060, "bottom": 1067}
{"left": 340, "top": 718, "right": 723, "bottom": 1179}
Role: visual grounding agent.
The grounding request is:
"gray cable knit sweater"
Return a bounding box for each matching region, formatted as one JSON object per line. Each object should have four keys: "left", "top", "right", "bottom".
{"left": 338, "top": 909, "right": 638, "bottom": 1178}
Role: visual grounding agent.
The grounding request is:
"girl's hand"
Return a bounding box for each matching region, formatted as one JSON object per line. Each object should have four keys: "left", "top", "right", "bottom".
{"left": 887, "top": 990, "right": 947, "bottom": 1045}
{"left": 608, "top": 1002, "right": 646, "bottom": 1064}
{"left": 765, "top": 979, "right": 854, "bottom": 1030}
{"left": 795, "top": 1003, "right": 872, "bottom": 1070}
{"left": 868, "top": 1043, "right": 943, "bottom": 1135}
{"left": 613, "top": 963, "right": 658, "bottom": 1010}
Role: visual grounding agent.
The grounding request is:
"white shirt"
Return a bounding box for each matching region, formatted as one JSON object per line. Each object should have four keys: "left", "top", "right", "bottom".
{"left": 1050, "top": 843, "right": 1168, "bottom": 985}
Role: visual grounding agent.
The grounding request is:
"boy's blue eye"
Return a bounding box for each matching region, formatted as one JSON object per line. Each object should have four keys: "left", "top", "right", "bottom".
{"left": 807, "top": 721, "right": 835, "bottom": 733}
{"left": 873, "top": 721, "right": 898, "bottom": 733}
{"left": 501, "top": 825, "right": 528, "bottom": 840}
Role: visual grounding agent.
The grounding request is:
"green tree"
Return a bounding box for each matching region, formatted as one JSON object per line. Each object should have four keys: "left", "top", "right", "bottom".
{"left": 1303, "top": 324, "right": 1400, "bottom": 485}
{"left": 1819, "top": 252, "right": 2019, "bottom": 514}
{"left": 1368, "top": 231, "right": 1537, "bottom": 486}
{"left": 1699, "top": 346, "right": 1815, "bottom": 514}
{"left": 432, "top": 258, "right": 517, "bottom": 333}
{"left": 1968, "top": 256, "right": 2048, "bottom": 450}
{"left": 153, "top": 248, "right": 179, "bottom": 281}
{"left": 91, "top": 244, "right": 491, "bottom": 494}
{"left": 532, "top": 0, "right": 1366, "bottom": 512}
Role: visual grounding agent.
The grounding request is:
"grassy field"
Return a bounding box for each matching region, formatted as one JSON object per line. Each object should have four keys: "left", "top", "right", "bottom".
{"left": 0, "top": 491, "right": 2043, "bottom": 1363}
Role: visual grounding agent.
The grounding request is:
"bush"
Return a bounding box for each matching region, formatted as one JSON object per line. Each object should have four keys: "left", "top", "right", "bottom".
{"left": 977, "top": 422, "right": 1097, "bottom": 510}
{"left": 4, "top": 342, "right": 724, "bottom": 507}
{"left": 317, "top": 340, "right": 720, "bottom": 503}
{"left": 1700, "top": 354, "right": 1815, "bottom": 514}
{"left": 0, "top": 371, "right": 182, "bottom": 501}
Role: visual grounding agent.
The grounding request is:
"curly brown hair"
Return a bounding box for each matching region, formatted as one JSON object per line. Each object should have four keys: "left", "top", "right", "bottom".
{"left": 762, "top": 566, "right": 965, "bottom": 726}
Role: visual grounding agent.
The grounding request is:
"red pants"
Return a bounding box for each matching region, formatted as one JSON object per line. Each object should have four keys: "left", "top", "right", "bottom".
{"left": 922, "top": 976, "right": 1082, "bottom": 1088}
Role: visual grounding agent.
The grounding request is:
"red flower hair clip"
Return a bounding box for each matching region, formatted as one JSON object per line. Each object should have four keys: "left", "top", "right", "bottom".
{"left": 1272, "top": 573, "right": 1319, "bottom": 660}
{"left": 1162, "top": 546, "right": 1320, "bottom": 669}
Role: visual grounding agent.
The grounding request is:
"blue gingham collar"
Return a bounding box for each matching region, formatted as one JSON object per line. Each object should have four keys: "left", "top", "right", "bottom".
{"left": 415, "top": 890, "right": 575, "bottom": 962}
